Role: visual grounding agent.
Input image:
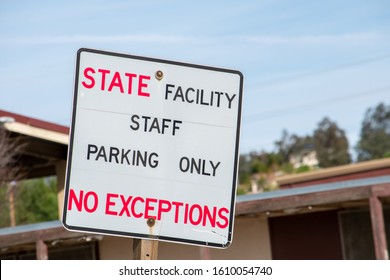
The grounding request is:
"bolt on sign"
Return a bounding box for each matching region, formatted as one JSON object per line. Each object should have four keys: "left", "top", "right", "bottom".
{"left": 62, "top": 48, "right": 243, "bottom": 248}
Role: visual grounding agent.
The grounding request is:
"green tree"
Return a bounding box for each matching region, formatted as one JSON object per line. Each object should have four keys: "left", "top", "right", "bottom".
{"left": 238, "top": 151, "right": 283, "bottom": 194}
{"left": 249, "top": 151, "right": 282, "bottom": 191}
{"left": 356, "top": 102, "right": 390, "bottom": 161}
{"left": 0, "top": 126, "right": 25, "bottom": 227}
{"left": 0, "top": 177, "right": 58, "bottom": 228}
{"left": 238, "top": 154, "right": 251, "bottom": 182}
{"left": 0, "top": 185, "right": 10, "bottom": 227}
{"left": 14, "top": 177, "right": 58, "bottom": 225}
{"left": 237, "top": 154, "right": 252, "bottom": 194}
{"left": 274, "top": 129, "right": 295, "bottom": 164}
{"left": 313, "top": 117, "right": 351, "bottom": 167}
{"left": 0, "top": 126, "right": 24, "bottom": 184}
{"left": 274, "top": 129, "right": 314, "bottom": 172}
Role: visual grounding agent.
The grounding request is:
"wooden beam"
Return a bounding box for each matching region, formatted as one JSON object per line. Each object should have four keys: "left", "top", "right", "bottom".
{"left": 236, "top": 186, "right": 371, "bottom": 215}
{"left": 369, "top": 195, "right": 389, "bottom": 260}
{"left": 371, "top": 184, "right": 390, "bottom": 197}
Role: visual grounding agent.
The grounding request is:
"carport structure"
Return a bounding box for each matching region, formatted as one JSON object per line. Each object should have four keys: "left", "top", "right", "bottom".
{"left": 237, "top": 175, "right": 390, "bottom": 259}
{"left": 1, "top": 109, "right": 389, "bottom": 259}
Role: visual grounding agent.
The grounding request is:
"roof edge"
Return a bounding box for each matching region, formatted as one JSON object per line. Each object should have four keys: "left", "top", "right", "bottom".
{"left": 276, "top": 157, "right": 390, "bottom": 185}
{"left": 0, "top": 109, "right": 69, "bottom": 135}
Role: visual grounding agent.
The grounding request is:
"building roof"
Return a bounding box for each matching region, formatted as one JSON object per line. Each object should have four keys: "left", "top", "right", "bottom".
{"left": 237, "top": 175, "right": 390, "bottom": 216}
{"left": 276, "top": 157, "right": 390, "bottom": 188}
{"left": 0, "top": 109, "right": 69, "bottom": 145}
{"left": 0, "top": 109, "right": 69, "bottom": 178}
{"left": 0, "top": 220, "right": 99, "bottom": 250}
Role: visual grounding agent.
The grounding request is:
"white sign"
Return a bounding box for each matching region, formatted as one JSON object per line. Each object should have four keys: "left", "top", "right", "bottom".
{"left": 62, "top": 48, "right": 243, "bottom": 248}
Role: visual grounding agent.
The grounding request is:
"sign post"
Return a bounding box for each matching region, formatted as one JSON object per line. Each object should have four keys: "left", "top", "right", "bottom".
{"left": 133, "top": 239, "right": 158, "bottom": 260}
{"left": 62, "top": 48, "right": 243, "bottom": 250}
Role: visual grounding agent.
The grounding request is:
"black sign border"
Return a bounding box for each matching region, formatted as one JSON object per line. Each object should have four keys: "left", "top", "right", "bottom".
{"left": 62, "top": 48, "right": 244, "bottom": 249}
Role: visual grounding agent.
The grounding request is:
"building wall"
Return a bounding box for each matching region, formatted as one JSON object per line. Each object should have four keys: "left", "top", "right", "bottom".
{"left": 99, "top": 236, "right": 133, "bottom": 260}
{"left": 158, "top": 240, "right": 205, "bottom": 260}
{"left": 98, "top": 215, "right": 272, "bottom": 260}
{"left": 159, "top": 215, "right": 272, "bottom": 260}
{"left": 211, "top": 215, "right": 271, "bottom": 260}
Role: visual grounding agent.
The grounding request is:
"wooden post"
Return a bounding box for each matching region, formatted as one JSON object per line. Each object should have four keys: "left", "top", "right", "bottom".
{"left": 36, "top": 239, "right": 48, "bottom": 260}
{"left": 7, "top": 182, "right": 16, "bottom": 227}
{"left": 369, "top": 194, "right": 389, "bottom": 260}
{"left": 133, "top": 217, "right": 158, "bottom": 260}
{"left": 199, "top": 246, "right": 211, "bottom": 260}
{"left": 56, "top": 160, "right": 67, "bottom": 219}
{"left": 133, "top": 239, "right": 158, "bottom": 260}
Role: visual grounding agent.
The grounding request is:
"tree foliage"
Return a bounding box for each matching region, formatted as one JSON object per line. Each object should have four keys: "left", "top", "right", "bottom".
{"left": 238, "top": 150, "right": 289, "bottom": 194}
{"left": 0, "top": 185, "right": 10, "bottom": 227}
{"left": 0, "top": 125, "right": 27, "bottom": 227}
{"left": 15, "top": 177, "right": 58, "bottom": 225}
{"left": 0, "top": 126, "right": 24, "bottom": 184}
{"left": 356, "top": 102, "right": 390, "bottom": 161}
{"left": 0, "top": 177, "right": 58, "bottom": 228}
{"left": 313, "top": 117, "right": 351, "bottom": 167}
{"left": 274, "top": 129, "right": 314, "bottom": 165}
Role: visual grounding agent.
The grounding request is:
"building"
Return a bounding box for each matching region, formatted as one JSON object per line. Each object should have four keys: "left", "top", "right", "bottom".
{"left": 0, "top": 110, "right": 389, "bottom": 260}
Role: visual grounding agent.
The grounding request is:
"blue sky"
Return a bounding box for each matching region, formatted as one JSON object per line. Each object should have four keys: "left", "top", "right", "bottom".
{"left": 1, "top": 0, "right": 390, "bottom": 157}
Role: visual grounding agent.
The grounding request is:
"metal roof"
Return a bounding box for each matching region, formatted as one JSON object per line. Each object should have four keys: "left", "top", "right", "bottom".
{"left": 0, "top": 220, "right": 61, "bottom": 237}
